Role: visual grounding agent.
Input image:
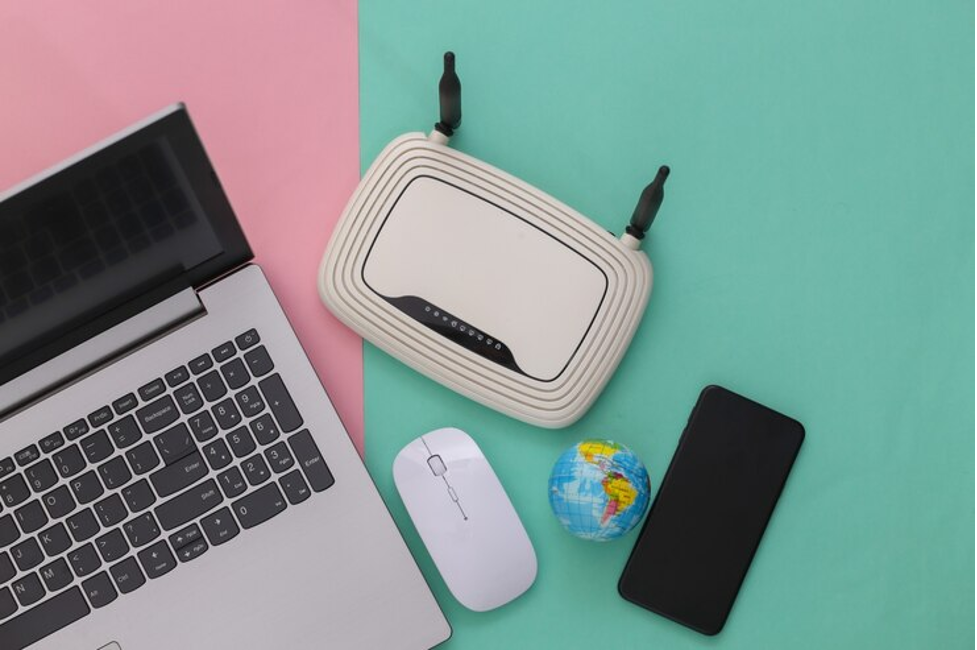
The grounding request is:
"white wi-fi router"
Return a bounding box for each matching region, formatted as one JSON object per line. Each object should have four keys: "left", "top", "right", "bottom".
{"left": 318, "top": 52, "right": 669, "bottom": 428}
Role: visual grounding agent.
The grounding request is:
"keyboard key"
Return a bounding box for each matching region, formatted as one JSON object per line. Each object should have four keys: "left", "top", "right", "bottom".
{"left": 203, "top": 439, "right": 232, "bottom": 471}
{"left": 41, "top": 485, "right": 75, "bottom": 520}
{"left": 233, "top": 483, "right": 287, "bottom": 530}
{"left": 259, "top": 374, "right": 302, "bottom": 433}
{"left": 97, "top": 456, "right": 132, "bottom": 490}
{"left": 227, "top": 427, "right": 256, "bottom": 459}
{"left": 112, "top": 392, "right": 138, "bottom": 415}
{"left": 150, "top": 451, "right": 207, "bottom": 498}
{"left": 164, "top": 365, "right": 190, "bottom": 388}
{"left": 249, "top": 414, "right": 280, "bottom": 446}
{"left": 25, "top": 458, "right": 57, "bottom": 493}
{"left": 217, "top": 467, "right": 247, "bottom": 498}
{"left": 94, "top": 529, "right": 129, "bottom": 563}
{"left": 121, "top": 479, "right": 156, "bottom": 512}
{"left": 188, "top": 353, "right": 213, "bottom": 375}
{"left": 110, "top": 557, "right": 145, "bottom": 595}
{"left": 40, "top": 557, "right": 73, "bottom": 592}
{"left": 201, "top": 507, "right": 238, "bottom": 546}
{"left": 174, "top": 383, "right": 203, "bottom": 415}
{"left": 87, "top": 405, "right": 113, "bottom": 428}
{"left": 244, "top": 346, "right": 274, "bottom": 377}
{"left": 280, "top": 469, "right": 311, "bottom": 505}
{"left": 126, "top": 441, "right": 161, "bottom": 475}
{"left": 197, "top": 370, "right": 227, "bottom": 402}
{"left": 0, "top": 553, "right": 13, "bottom": 584}
{"left": 80, "top": 430, "right": 113, "bottom": 464}
{"left": 53, "top": 445, "right": 86, "bottom": 478}
{"left": 242, "top": 454, "right": 270, "bottom": 486}
{"left": 175, "top": 537, "right": 208, "bottom": 563}
{"left": 290, "top": 430, "right": 334, "bottom": 492}
{"left": 154, "top": 423, "right": 195, "bottom": 465}
{"left": 66, "top": 509, "right": 100, "bottom": 542}
{"left": 14, "top": 501, "right": 47, "bottom": 534}
{"left": 137, "top": 540, "right": 176, "bottom": 579}
{"left": 14, "top": 445, "right": 39, "bottom": 467}
{"left": 0, "top": 516, "right": 17, "bottom": 547}
{"left": 0, "top": 586, "right": 16, "bottom": 619}
{"left": 136, "top": 395, "right": 179, "bottom": 435}
{"left": 169, "top": 523, "right": 203, "bottom": 550}
{"left": 0, "top": 457, "right": 14, "bottom": 479}
{"left": 68, "top": 543, "right": 101, "bottom": 577}
{"left": 188, "top": 411, "right": 218, "bottom": 443}
{"left": 220, "top": 357, "right": 249, "bottom": 390}
{"left": 155, "top": 479, "right": 222, "bottom": 531}
{"left": 39, "top": 432, "right": 65, "bottom": 454}
{"left": 0, "top": 586, "right": 90, "bottom": 647}
{"left": 212, "top": 398, "right": 241, "bottom": 430}
{"left": 107, "top": 415, "right": 142, "bottom": 449}
{"left": 11, "top": 538, "right": 42, "bottom": 571}
{"left": 234, "top": 385, "right": 265, "bottom": 418}
{"left": 0, "top": 475, "right": 30, "bottom": 508}
{"left": 211, "top": 341, "right": 235, "bottom": 363}
{"left": 92, "top": 494, "right": 129, "bottom": 528}
{"left": 38, "top": 522, "right": 71, "bottom": 557}
{"left": 63, "top": 419, "right": 89, "bottom": 441}
{"left": 11, "top": 573, "right": 44, "bottom": 607}
{"left": 137, "top": 378, "right": 166, "bottom": 401}
{"left": 69, "top": 471, "right": 103, "bottom": 505}
{"left": 123, "top": 512, "right": 161, "bottom": 548}
{"left": 264, "top": 441, "right": 295, "bottom": 474}
{"left": 82, "top": 571, "right": 117, "bottom": 609}
{"left": 235, "top": 329, "right": 260, "bottom": 350}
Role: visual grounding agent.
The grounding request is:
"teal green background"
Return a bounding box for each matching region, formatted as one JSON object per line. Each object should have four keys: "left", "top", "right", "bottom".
{"left": 357, "top": 1, "right": 974, "bottom": 647}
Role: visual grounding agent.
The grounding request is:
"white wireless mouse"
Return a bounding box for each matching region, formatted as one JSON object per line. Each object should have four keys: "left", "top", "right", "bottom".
{"left": 393, "top": 427, "right": 537, "bottom": 612}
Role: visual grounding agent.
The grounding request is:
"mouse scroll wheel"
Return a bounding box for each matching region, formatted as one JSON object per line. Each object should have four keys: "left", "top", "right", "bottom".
{"left": 427, "top": 455, "right": 447, "bottom": 476}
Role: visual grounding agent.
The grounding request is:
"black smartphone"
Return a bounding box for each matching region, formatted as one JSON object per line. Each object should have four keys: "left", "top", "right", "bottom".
{"left": 618, "top": 385, "right": 804, "bottom": 635}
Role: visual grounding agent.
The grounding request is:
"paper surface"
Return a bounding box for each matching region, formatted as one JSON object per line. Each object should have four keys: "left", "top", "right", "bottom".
{"left": 359, "top": 0, "right": 974, "bottom": 647}
{"left": 0, "top": 0, "right": 364, "bottom": 452}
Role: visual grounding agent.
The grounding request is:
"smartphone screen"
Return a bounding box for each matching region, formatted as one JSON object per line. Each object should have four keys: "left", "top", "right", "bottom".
{"left": 618, "top": 385, "right": 804, "bottom": 635}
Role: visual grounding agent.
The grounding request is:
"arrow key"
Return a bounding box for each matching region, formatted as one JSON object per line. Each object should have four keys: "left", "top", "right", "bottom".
{"left": 137, "top": 540, "right": 175, "bottom": 579}
{"left": 176, "top": 539, "right": 208, "bottom": 563}
{"left": 201, "top": 507, "right": 238, "bottom": 546}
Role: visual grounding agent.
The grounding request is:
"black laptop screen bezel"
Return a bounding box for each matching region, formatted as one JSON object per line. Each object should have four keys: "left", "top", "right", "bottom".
{"left": 0, "top": 105, "right": 253, "bottom": 386}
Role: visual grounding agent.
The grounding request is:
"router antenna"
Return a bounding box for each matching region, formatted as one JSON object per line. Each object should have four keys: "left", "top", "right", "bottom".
{"left": 435, "top": 51, "right": 462, "bottom": 137}
{"left": 625, "top": 165, "right": 670, "bottom": 245}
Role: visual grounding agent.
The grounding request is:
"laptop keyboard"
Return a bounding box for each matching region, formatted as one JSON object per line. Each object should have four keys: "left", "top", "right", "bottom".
{"left": 0, "top": 329, "right": 334, "bottom": 648}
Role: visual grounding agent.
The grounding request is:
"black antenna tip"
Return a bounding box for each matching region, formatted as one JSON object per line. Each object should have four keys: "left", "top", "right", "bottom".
{"left": 626, "top": 166, "right": 670, "bottom": 240}
{"left": 436, "top": 51, "right": 462, "bottom": 136}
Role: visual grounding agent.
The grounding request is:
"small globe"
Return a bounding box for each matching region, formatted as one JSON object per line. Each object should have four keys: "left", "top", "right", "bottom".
{"left": 548, "top": 439, "right": 651, "bottom": 541}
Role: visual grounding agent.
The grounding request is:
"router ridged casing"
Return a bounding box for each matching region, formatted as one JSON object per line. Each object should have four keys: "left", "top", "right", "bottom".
{"left": 318, "top": 133, "right": 653, "bottom": 428}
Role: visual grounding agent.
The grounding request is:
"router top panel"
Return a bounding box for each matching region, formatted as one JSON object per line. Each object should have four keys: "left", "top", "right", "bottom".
{"left": 319, "top": 133, "right": 653, "bottom": 428}
{"left": 363, "top": 175, "right": 608, "bottom": 382}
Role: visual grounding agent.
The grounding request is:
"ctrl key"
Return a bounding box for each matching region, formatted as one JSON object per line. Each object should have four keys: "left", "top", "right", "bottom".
{"left": 109, "top": 557, "right": 146, "bottom": 595}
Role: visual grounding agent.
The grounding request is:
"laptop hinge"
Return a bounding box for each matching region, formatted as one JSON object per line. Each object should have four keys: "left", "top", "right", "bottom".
{"left": 0, "top": 288, "right": 205, "bottom": 420}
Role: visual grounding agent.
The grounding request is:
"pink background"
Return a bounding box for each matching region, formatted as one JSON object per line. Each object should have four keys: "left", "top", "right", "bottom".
{"left": 0, "top": 0, "right": 365, "bottom": 452}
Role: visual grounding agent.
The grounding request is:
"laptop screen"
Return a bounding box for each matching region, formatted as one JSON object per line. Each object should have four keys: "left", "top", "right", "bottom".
{"left": 0, "top": 105, "right": 252, "bottom": 386}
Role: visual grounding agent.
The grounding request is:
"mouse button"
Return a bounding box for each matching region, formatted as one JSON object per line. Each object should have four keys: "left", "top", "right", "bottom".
{"left": 427, "top": 455, "right": 448, "bottom": 476}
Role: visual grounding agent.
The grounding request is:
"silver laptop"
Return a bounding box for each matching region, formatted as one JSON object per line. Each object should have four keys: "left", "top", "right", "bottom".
{"left": 0, "top": 105, "right": 451, "bottom": 649}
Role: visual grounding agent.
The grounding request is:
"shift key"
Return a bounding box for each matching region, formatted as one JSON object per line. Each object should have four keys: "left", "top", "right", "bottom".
{"left": 155, "top": 479, "right": 223, "bottom": 531}
{"left": 150, "top": 452, "right": 207, "bottom": 498}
